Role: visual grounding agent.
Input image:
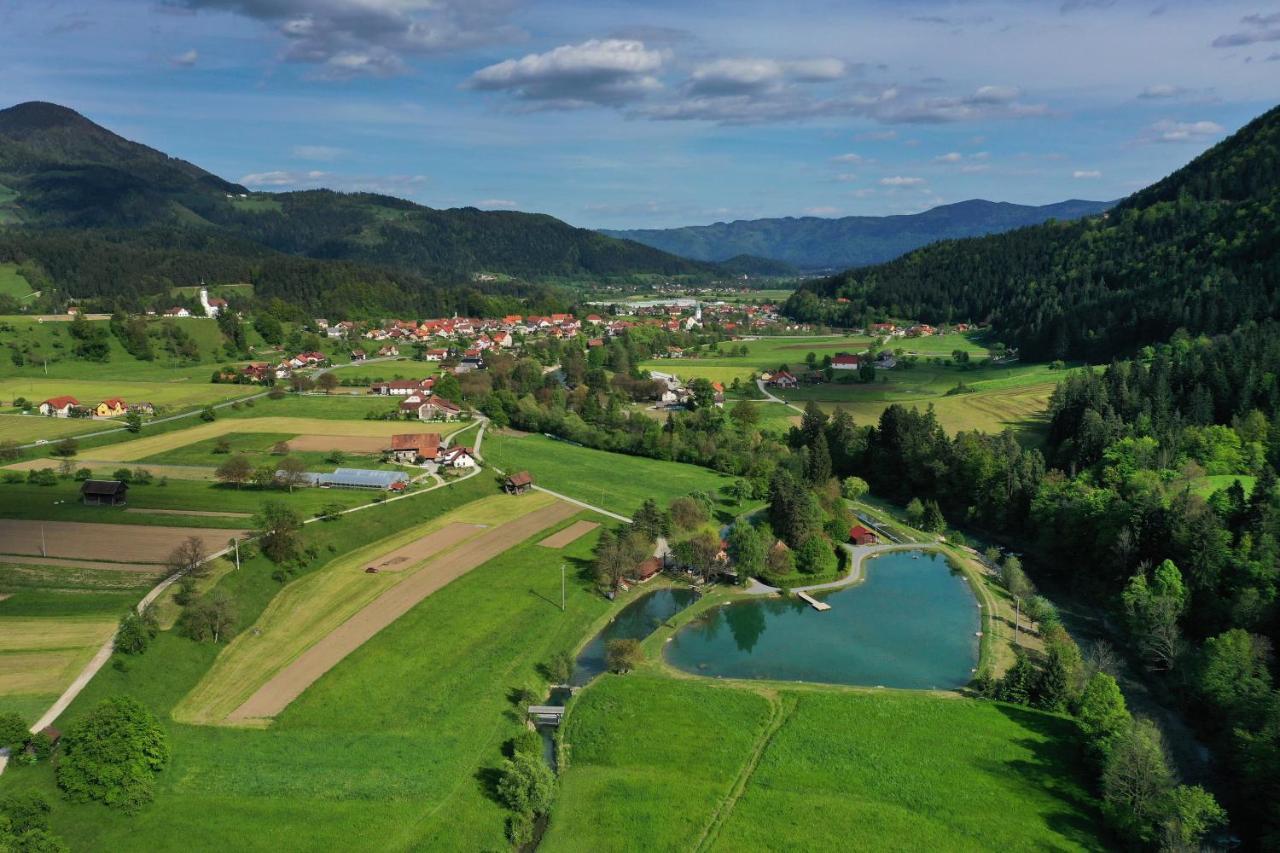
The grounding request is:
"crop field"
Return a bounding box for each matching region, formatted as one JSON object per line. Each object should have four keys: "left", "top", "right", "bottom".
{"left": 0, "top": 477, "right": 625, "bottom": 850}
{"left": 0, "top": 561, "right": 150, "bottom": 723}
{"left": 78, "top": 416, "right": 471, "bottom": 462}
{"left": 891, "top": 330, "right": 994, "bottom": 356}
{"left": 0, "top": 478, "right": 370, "bottom": 528}
{"left": 0, "top": 378, "right": 254, "bottom": 414}
{"left": 174, "top": 489, "right": 560, "bottom": 725}
{"left": 0, "top": 519, "right": 247, "bottom": 564}
{"left": 481, "top": 431, "right": 736, "bottom": 518}
{"left": 546, "top": 675, "right": 1105, "bottom": 852}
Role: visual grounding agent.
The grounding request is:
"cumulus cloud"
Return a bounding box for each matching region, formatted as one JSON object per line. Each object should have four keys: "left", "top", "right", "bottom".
{"left": 239, "top": 169, "right": 428, "bottom": 196}
{"left": 291, "top": 145, "right": 346, "bottom": 161}
{"left": 171, "top": 0, "right": 521, "bottom": 77}
{"left": 1073, "top": 169, "right": 1102, "bottom": 178}
{"left": 868, "top": 85, "right": 1047, "bottom": 124}
{"left": 1144, "top": 119, "right": 1226, "bottom": 143}
{"left": 1212, "top": 12, "right": 1280, "bottom": 47}
{"left": 169, "top": 49, "right": 199, "bottom": 67}
{"left": 880, "top": 176, "right": 925, "bottom": 186}
{"left": 934, "top": 151, "right": 990, "bottom": 172}
{"left": 467, "top": 39, "right": 666, "bottom": 107}
{"left": 686, "top": 57, "right": 845, "bottom": 96}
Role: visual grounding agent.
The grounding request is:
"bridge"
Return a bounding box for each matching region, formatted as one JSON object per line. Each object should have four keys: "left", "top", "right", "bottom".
{"left": 528, "top": 705, "right": 565, "bottom": 726}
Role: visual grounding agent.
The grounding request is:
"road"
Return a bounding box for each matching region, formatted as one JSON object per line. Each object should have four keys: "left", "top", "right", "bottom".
{"left": 755, "top": 378, "right": 805, "bottom": 414}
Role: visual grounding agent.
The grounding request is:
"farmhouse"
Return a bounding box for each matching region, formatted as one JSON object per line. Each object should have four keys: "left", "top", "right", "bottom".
{"left": 412, "top": 397, "right": 462, "bottom": 421}
{"left": 831, "top": 354, "right": 860, "bottom": 370}
{"left": 163, "top": 306, "right": 191, "bottom": 318}
{"left": 371, "top": 379, "right": 434, "bottom": 396}
{"left": 505, "top": 471, "right": 534, "bottom": 495}
{"left": 438, "top": 446, "right": 477, "bottom": 469}
{"left": 93, "top": 398, "right": 128, "bottom": 417}
{"left": 377, "top": 345, "right": 400, "bottom": 357}
{"left": 38, "top": 396, "right": 79, "bottom": 417}
{"left": 80, "top": 479, "right": 128, "bottom": 506}
{"left": 771, "top": 371, "right": 798, "bottom": 389}
{"left": 849, "top": 525, "right": 878, "bottom": 546}
{"left": 632, "top": 557, "right": 663, "bottom": 583}
{"left": 387, "top": 433, "right": 442, "bottom": 463}
{"left": 424, "top": 348, "right": 448, "bottom": 361}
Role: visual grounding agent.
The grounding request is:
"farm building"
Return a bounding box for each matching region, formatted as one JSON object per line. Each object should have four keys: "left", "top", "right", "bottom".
{"left": 299, "top": 468, "right": 411, "bottom": 491}
{"left": 831, "top": 354, "right": 860, "bottom": 370}
{"left": 849, "top": 525, "right": 878, "bottom": 546}
{"left": 505, "top": 471, "right": 534, "bottom": 495}
{"left": 770, "top": 371, "right": 798, "bottom": 389}
{"left": 438, "top": 446, "right": 477, "bottom": 469}
{"left": 80, "top": 480, "right": 128, "bottom": 506}
{"left": 632, "top": 557, "right": 663, "bottom": 583}
{"left": 387, "top": 433, "right": 441, "bottom": 463}
{"left": 411, "top": 397, "right": 462, "bottom": 421}
{"left": 39, "top": 396, "right": 80, "bottom": 417}
{"left": 371, "top": 379, "right": 434, "bottom": 396}
{"left": 94, "top": 398, "right": 128, "bottom": 417}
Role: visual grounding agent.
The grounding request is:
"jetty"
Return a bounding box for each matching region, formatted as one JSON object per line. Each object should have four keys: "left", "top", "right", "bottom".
{"left": 797, "top": 591, "right": 831, "bottom": 611}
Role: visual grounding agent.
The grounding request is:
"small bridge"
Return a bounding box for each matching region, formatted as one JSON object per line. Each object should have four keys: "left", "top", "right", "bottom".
{"left": 528, "top": 705, "right": 565, "bottom": 726}
{"left": 797, "top": 591, "right": 831, "bottom": 611}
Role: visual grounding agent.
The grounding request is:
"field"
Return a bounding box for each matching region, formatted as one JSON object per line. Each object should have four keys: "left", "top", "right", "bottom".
{"left": 481, "top": 431, "right": 736, "bottom": 518}
{"left": 1192, "top": 474, "right": 1257, "bottom": 497}
{"left": 0, "top": 562, "right": 152, "bottom": 723}
{"left": 0, "top": 477, "right": 627, "bottom": 850}
{"left": 174, "top": 488, "right": 560, "bottom": 725}
{"left": 136, "top": 431, "right": 402, "bottom": 473}
{"left": 0, "top": 413, "right": 109, "bottom": 441}
{"left": 640, "top": 334, "right": 873, "bottom": 385}
{"left": 545, "top": 674, "right": 1105, "bottom": 852}
{"left": 0, "top": 378, "right": 255, "bottom": 415}
{"left": 69, "top": 416, "right": 472, "bottom": 463}
{"left": 0, "top": 519, "right": 247, "bottom": 564}
{"left": 0, "top": 263, "right": 35, "bottom": 301}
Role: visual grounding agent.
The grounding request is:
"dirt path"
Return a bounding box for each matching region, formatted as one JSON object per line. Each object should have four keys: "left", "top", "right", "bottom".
{"left": 538, "top": 520, "right": 599, "bottom": 549}
{"left": 228, "top": 499, "right": 579, "bottom": 722}
{"left": 692, "top": 692, "right": 792, "bottom": 852}
{"left": 0, "top": 519, "right": 247, "bottom": 563}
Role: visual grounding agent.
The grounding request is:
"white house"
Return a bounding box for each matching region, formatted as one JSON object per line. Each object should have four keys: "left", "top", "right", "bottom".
{"left": 39, "top": 396, "right": 80, "bottom": 417}
{"left": 438, "top": 446, "right": 477, "bottom": 469}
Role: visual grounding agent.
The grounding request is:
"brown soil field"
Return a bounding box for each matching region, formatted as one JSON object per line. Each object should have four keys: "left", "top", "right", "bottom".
{"left": 125, "top": 508, "right": 252, "bottom": 519}
{"left": 366, "top": 522, "right": 486, "bottom": 572}
{"left": 229, "top": 499, "right": 578, "bottom": 722}
{"left": 0, "top": 555, "right": 165, "bottom": 574}
{"left": 0, "top": 520, "right": 246, "bottom": 563}
{"left": 4, "top": 459, "right": 218, "bottom": 481}
{"left": 286, "top": 434, "right": 390, "bottom": 454}
{"left": 538, "top": 520, "right": 599, "bottom": 549}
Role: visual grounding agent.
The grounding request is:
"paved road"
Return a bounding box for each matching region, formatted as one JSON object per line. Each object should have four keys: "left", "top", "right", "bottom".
{"left": 754, "top": 379, "right": 804, "bottom": 414}
{"left": 743, "top": 542, "right": 933, "bottom": 596}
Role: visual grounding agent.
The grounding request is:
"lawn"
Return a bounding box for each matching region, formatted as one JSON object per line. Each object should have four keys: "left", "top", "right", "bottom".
{"left": 1191, "top": 474, "right": 1257, "bottom": 497}
{"left": 0, "top": 413, "right": 109, "bottom": 442}
{"left": 0, "top": 263, "right": 35, "bottom": 300}
{"left": 0, "top": 378, "right": 255, "bottom": 416}
{"left": 137, "top": 430, "right": 401, "bottom": 473}
{"left": 0, "top": 478, "right": 626, "bottom": 850}
{"left": 640, "top": 334, "right": 873, "bottom": 385}
{"left": 545, "top": 676, "right": 1106, "bottom": 852}
{"left": 481, "top": 431, "right": 737, "bottom": 518}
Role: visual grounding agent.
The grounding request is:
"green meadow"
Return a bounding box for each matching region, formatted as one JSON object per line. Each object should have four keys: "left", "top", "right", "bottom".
{"left": 0, "top": 263, "right": 35, "bottom": 300}
{"left": 640, "top": 334, "right": 874, "bottom": 384}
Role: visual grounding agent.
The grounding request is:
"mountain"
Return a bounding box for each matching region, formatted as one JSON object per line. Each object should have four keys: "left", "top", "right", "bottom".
{"left": 786, "top": 103, "right": 1280, "bottom": 361}
{"left": 601, "top": 198, "right": 1115, "bottom": 269}
{"left": 0, "top": 101, "right": 711, "bottom": 281}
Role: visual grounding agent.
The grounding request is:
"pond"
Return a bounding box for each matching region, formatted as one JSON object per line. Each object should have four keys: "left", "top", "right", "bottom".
{"left": 665, "top": 550, "right": 980, "bottom": 690}
{"left": 571, "top": 587, "right": 699, "bottom": 686}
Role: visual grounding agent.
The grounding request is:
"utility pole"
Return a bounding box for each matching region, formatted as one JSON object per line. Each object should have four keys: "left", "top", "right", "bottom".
{"left": 231, "top": 537, "right": 240, "bottom": 570}
{"left": 561, "top": 563, "right": 566, "bottom": 612}
{"left": 1014, "top": 597, "right": 1021, "bottom": 646}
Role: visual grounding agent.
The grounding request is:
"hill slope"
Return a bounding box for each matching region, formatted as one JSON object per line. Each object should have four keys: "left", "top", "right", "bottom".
{"left": 786, "top": 104, "right": 1280, "bottom": 361}
{"left": 0, "top": 101, "right": 710, "bottom": 280}
{"left": 602, "top": 198, "right": 1114, "bottom": 268}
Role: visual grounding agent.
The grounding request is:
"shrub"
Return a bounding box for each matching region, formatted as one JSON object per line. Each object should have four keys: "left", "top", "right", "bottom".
{"left": 606, "top": 638, "right": 643, "bottom": 673}
{"left": 505, "top": 729, "right": 543, "bottom": 759}
{"left": 26, "top": 468, "right": 57, "bottom": 486}
{"left": 495, "top": 751, "right": 555, "bottom": 815}
{"left": 56, "top": 696, "right": 170, "bottom": 814}
{"left": 0, "top": 711, "right": 28, "bottom": 752}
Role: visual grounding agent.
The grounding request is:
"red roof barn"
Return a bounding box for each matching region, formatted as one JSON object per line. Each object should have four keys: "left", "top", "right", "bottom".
{"left": 849, "top": 525, "right": 878, "bottom": 546}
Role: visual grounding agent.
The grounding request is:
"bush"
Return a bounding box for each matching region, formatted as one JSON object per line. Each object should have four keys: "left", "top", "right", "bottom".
{"left": 796, "top": 536, "right": 837, "bottom": 576}
{"left": 26, "top": 468, "right": 57, "bottom": 486}
{"left": 495, "top": 751, "right": 555, "bottom": 815}
{"left": 544, "top": 650, "right": 574, "bottom": 684}
{"left": 505, "top": 728, "right": 543, "bottom": 759}
{"left": 199, "top": 406, "right": 216, "bottom": 422}
{"left": 0, "top": 711, "right": 28, "bottom": 752}
{"left": 606, "top": 638, "right": 643, "bottom": 673}
{"left": 56, "top": 696, "right": 170, "bottom": 814}
{"left": 506, "top": 812, "right": 535, "bottom": 847}
{"left": 113, "top": 612, "right": 154, "bottom": 656}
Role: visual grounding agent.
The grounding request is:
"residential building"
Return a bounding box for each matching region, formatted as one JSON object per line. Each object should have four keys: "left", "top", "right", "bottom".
{"left": 38, "top": 396, "right": 79, "bottom": 417}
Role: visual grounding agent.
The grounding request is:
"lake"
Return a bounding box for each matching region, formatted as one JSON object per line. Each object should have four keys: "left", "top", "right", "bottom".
{"left": 665, "top": 550, "right": 980, "bottom": 690}
{"left": 571, "top": 586, "right": 699, "bottom": 686}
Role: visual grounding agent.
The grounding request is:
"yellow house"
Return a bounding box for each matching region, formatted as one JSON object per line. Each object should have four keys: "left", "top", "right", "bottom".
{"left": 94, "top": 397, "right": 128, "bottom": 417}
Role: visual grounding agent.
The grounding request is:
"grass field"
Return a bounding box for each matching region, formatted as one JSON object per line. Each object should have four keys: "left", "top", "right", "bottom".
{"left": 640, "top": 334, "right": 874, "bottom": 385}
{"left": 0, "top": 562, "right": 149, "bottom": 723}
{"left": 0, "top": 413, "right": 109, "bottom": 442}
{"left": 0, "top": 263, "right": 35, "bottom": 301}
{"left": 0, "top": 378, "right": 255, "bottom": 415}
{"left": 545, "top": 674, "right": 1105, "bottom": 852}
{"left": 137, "top": 431, "right": 400, "bottom": 473}
{"left": 1192, "top": 474, "right": 1257, "bottom": 497}
{"left": 481, "top": 431, "right": 736, "bottom": 518}
{"left": 0, "top": 476, "right": 631, "bottom": 850}
{"left": 75, "top": 416, "right": 471, "bottom": 462}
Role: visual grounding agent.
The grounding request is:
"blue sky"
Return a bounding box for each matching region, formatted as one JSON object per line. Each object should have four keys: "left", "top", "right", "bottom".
{"left": 2, "top": 0, "right": 1278, "bottom": 228}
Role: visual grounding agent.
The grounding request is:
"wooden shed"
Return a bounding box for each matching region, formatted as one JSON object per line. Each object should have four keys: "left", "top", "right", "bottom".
{"left": 80, "top": 479, "right": 128, "bottom": 506}
{"left": 504, "top": 471, "right": 534, "bottom": 495}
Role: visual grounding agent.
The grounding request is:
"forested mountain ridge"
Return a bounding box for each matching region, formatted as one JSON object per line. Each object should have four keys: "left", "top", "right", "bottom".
{"left": 786, "top": 103, "right": 1280, "bottom": 361}
{"left": 601, "top": 198, "right": 1114, "bottom": 268}
{"left": 0, "top": 101, "right": 712, "bottom": 284}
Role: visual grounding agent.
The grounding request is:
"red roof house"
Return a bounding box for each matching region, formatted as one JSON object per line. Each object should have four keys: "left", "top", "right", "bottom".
{"left": 849, "top": 525, "right": 878, "bottom": 546}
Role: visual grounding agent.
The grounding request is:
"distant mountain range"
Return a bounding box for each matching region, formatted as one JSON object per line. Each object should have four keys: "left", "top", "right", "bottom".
{"left": 0, "top": 101, "right": 711, "bottom": 282}
{"left": 601, "top": 198, "right": 1115, "bottom": 269}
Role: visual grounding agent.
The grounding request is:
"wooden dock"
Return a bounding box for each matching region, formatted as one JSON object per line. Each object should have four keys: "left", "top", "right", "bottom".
{"left": 797, "top": 591, "right": 831, "bottom": 611}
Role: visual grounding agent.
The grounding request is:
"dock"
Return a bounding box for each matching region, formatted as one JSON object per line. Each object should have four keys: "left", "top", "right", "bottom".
{"left": 797, "top": 591, "right": 831, "bottom": 611}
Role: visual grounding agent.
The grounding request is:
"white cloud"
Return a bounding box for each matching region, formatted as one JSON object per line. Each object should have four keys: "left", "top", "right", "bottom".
{"left": 1145, "top": 119, "right": 1225, "bottom": 143}
{"left": 291, "top": 145, "right": 346, "bottom": 161}
{"left": 934, "top": 151, "right": 990, "bottom": 169}
{"left": 1212, "top": 12, "right": 1280, "bottom": 48}
{"left": 934, "top": 152, "right": 963, "bottom": 163}
{"left": 880, "top": 176, "right": 925, "bottom": 186}
{"left": 686, "top": 56, "right": 845, "bottom": 95}
{"left": 833, "top": 173, "right": 858, "bottom": 183}
{"left": 467, "top": 39, "right": 666, "bottom": 107}
{"left": 856, "top": 129, "right": 898, "bottom": 142}
{"left": 169, "top": 49, "right": 198, "bottom": 68}
{"left": 1138, "top": 83, "right": 1186, "bottom": 99}
{"left": 831, "top": 152, "right": 864, "bottom": 163}
{"left": 869, "top": 85, "right": 1048, "bottom": 124}
{"left": 239, "top": 169, "right": 428, "bottom": 196}
{"left": 1073, "top": 169, "right": 1102, "bottom": 179}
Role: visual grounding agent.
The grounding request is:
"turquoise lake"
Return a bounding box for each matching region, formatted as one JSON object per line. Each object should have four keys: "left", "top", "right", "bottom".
{"left": 664, "top": 550, "right": 980, "bottom": 690}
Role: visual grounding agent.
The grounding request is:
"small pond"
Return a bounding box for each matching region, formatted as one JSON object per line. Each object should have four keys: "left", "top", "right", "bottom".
{"left": 571, "top": 587, "right": 699, "bottom": 686}
{"left": 665, "top": 550, "right": 980, "bottom": 690}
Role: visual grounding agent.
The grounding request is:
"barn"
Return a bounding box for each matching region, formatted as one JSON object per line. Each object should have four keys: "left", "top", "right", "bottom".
{"left": 81, "top": 480, "right": 129, "bottom": 506}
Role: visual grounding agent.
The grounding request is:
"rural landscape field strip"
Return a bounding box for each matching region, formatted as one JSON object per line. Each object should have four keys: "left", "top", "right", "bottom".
{"left": 0, "top": 555, "right": 165, "bottom": 574}
{"left": 537, "top": 519, "right": 599, "bottom": 548}
{"left": 0, "top": 520, "right": 247, "bottom": 563}
{"left": 229, "top": 499, "right": 579, "bottom": 722}
{"left": 365, "top": 522, "right": 487, "bottom": 572}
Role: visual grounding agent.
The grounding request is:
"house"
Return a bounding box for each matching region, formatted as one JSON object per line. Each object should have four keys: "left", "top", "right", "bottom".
{"left": 771, "top": 371, "right": 798, "bottom": 389}
{"left": 94, "top": 398, "right": 128, "bottom": 417}
{"left": 387, "top": 433, "right": 441, "bottom": 464}
{"left": 849, "top": 525, "right": 878, "bottom": 546}
{"left": 370, "top": 379, "right": 433, "bottom": 396}
{"left": 424, "top": 348, "right": 448, "bottom": 362}
{"left": 869, "top": 322, "right": 896, "bottom": 335}
{"left": 413, "top": 397, "right": 462, "bottom": 421}
{"left": 163, "top": 307, "right": 191, "bottom": 318}
{"left": 492, "top": 331, "right": 514, "bottom": 349}
{"left": 130, "top": 402, "right": 155, "bottom": 416}
{"left": 666, "top": 346, "right": 684, "bottom": 358}
{"left": 831, "top": 354, "right": 861, "bottom": 370}
{"left": 711, "top": 382, "right": 726, "bottom": 407}
{"left": 587, "top": 338, "right": 604, "bottom": 348}
{"left": 876, "top": 354, "right": 897, "bottom": 369}
{"left": 242, "top": 363, "right": 271, "bottom": 383}
{"left": 439, "top": 446, "right": 477, "bottom": 469}
{"left": 326, "top": 326, "right": 346, "bottom": 339}
{"left": 504, "top": 471, "right": 534, "bottom": 495}
{"left": 632, "top": 557, "right": 663, "bottom": 583}
{"left": 377, "top": 345, "right": 399, "bottom": 358}
{"left": 80, "top": 479, "right": 128, "bottom": 506}
{"left": 38, "top": 396, "right": 79, "bottom": 417}
{"left": 350, "top": 349, "right": 367, "bottom": 361}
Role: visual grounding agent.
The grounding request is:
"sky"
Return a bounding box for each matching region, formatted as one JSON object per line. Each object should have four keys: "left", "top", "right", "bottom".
{"left": 1, "top": 0, "right": 1278, "bottom": 229}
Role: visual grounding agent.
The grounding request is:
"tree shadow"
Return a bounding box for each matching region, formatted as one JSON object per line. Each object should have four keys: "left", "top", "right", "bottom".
{"left": 474, "top": 764, "right": 504, "bottom": 805}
